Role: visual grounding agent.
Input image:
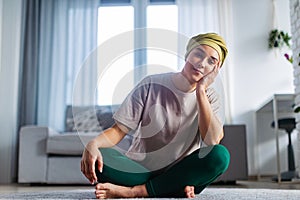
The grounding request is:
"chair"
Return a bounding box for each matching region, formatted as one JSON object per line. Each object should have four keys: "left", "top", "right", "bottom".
{"left": 271, "top": 117, "right": 299, "bottom": 181}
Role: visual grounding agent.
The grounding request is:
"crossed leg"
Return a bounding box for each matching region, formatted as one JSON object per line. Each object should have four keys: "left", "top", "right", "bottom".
{"left": 95, "top": 145, "right": 230, "bottom": 199}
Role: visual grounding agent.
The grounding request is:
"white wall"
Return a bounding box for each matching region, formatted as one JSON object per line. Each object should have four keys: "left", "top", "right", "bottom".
{"left": 0, "top": 0, "right": 22, "bottom": 183}
{"left": 231, "top": 0, "right": 294, "bottom": 175}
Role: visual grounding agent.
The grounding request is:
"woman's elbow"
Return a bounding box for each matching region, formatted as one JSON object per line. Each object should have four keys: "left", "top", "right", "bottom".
{"left": 203, "top": 131, "right": 224, "bottom": 145}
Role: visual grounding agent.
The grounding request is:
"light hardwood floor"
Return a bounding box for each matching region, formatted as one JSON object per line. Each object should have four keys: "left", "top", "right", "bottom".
{"left": 0, "top": 184, "right": 93, "bottom": 194}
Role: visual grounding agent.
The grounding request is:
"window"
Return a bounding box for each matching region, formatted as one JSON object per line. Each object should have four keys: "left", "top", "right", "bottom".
{"left": 97, "top": 6, "right": 134, "bottom": 105}
{"left": 147, "top": 4, "right": 178, "bottom": 76}
{"left": 97, "top": 0, "right": 178, "bottom": 105}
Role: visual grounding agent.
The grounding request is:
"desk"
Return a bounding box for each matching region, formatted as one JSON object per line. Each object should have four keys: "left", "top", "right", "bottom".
{"left": 256, "top": 94, "right": 295, "bottom": 183}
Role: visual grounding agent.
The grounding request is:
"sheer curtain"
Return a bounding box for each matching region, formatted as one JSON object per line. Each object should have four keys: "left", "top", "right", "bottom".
{"left": 19, "top": 0, "right": 99, "bottom": 132}
{"left": 177, "top": 0, "right": 234, "bottom": 123}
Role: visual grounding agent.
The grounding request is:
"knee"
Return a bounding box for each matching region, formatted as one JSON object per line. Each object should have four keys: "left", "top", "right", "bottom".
{"left": 207, "top": 145, "right": 230, "bottom": 174}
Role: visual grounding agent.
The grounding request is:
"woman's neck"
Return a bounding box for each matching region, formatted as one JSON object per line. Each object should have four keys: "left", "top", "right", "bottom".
{"left": 172, "top": 72, "right": 196, "bottom": 93}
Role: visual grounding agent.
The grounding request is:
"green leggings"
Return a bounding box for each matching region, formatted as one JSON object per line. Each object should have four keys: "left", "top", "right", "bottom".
{"left": 95, "top": 144, "right": 230, "bottom": 197}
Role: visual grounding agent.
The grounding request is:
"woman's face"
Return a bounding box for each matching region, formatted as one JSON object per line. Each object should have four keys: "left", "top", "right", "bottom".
{"left": 182, "top": 44, "right": 220, "bottom": 84}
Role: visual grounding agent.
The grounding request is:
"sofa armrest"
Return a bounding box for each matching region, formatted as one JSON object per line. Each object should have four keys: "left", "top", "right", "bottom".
{"left": 18, "top": 125, "right": 59, "bottom": 183}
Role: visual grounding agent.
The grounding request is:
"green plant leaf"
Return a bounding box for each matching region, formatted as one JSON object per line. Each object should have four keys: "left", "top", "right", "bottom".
{"left": 268, "top": 29, "right": 291, "bottom": 49}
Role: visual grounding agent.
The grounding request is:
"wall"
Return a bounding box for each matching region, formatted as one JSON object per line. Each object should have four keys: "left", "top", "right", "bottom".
{"left": 290, "top": 0, "right": 300, "bottom": 177}
{"left": 231, "top": 0, "right": 294, "bottom": 176}
{"left": 0, "top": 0, "right": 22, "bottom": 183}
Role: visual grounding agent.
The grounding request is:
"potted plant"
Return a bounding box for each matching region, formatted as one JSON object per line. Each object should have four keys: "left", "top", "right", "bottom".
{"left": 268, "top": 29, "right": 291, "bottom": 49}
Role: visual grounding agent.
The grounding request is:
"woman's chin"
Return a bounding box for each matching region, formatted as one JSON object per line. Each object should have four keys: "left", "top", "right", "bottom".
{"left": 181, "top": 70, "right": 202, "bottom": 84}
{"left": 191, "top": 74, "right": 202, "bottom": 83}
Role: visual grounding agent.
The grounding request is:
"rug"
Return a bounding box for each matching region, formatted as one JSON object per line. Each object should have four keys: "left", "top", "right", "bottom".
{"left": 1, "top": 188, "right": 300, "bottom": 199}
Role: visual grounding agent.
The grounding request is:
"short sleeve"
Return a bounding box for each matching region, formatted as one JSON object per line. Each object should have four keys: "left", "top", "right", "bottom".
{"left": 113, "top": 76, "right": 151, "bottom": 130}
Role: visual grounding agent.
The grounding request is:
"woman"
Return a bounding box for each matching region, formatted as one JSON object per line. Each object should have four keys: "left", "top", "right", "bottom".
{"left": 81, "top": 33, "right": 230, "bottom": 199}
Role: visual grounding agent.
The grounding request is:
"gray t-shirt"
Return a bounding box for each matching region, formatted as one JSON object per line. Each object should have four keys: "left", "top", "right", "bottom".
{"left": 113, "top": 72, "right": 223, "bottom": 171}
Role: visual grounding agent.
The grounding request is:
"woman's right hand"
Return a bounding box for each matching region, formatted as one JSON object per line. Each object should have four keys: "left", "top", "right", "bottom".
{"left": 81, "top": 140, "right": 103, "bottom": 184}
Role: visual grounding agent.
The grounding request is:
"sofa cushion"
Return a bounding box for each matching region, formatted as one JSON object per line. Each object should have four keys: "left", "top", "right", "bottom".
{"left": 46, "top": 131, "right": 133, "bottom": 156}
{"left": 46, "top": 132, "right": 98, "bottom": 155}
{"left": 65, "top": 105, "right": 119, "bottom": 132}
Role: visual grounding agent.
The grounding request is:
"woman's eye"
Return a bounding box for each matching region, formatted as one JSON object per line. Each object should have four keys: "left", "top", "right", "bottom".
{"left": 208, "top": 59, "right": 215, "bottom": 65}
{"left": 195, "top": 52, "right": 204, "bottom": 58}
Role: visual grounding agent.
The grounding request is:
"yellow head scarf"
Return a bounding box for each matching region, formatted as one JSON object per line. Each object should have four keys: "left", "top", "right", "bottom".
{"left": 185, "top": 33, "right": 228, "bottom": 67}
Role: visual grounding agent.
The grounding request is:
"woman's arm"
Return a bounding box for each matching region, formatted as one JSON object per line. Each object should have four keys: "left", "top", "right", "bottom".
{"left": 81, "top": 123, "right": 127, "bottom": 184}
{"left": 196, "top": 88, "right": 224, "bottom": 145}
{"left": 196, "top": 66, "right": 224, "bottom": 145}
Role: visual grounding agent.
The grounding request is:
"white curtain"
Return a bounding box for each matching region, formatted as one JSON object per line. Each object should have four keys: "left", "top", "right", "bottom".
{"left": 177, "top": 0, "right": 234, "bottom": 123}
{"left": 37, "top": 0, "right": 99, "bottom": 131}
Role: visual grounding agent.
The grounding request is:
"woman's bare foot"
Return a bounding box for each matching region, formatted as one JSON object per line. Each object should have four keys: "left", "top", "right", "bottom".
{"left": 94, "top": 183, "right": 148, "bottom": 199}
{"left": 184, "top": 186, "right": 195, "bottom": 198}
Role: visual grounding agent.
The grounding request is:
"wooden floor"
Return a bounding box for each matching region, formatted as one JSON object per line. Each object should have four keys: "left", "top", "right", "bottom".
{"left": 1, "top": 178, "right": 300, "bottom": 194}
{"left": 212, "top": 179, "right": 300, "bottom": 190}
{"left": 0, "top": 184, "right": 92, "bottom": 194}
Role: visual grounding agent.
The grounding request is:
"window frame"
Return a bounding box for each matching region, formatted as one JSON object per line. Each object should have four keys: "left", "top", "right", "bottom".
{"left": 98, "top": 0, "right": 177, "bottom": 84}
{"left": 97, "top": 0, "right": 177, "bottom": 105}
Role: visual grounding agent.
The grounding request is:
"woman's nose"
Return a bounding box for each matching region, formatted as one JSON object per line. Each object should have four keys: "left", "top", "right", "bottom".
{"left": 198, "top": 59, "right": 206, "bottom": 68}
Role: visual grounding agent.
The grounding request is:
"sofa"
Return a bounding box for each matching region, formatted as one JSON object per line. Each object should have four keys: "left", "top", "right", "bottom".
{"left": 18, "top": 105, "right": 131, "bottom": 184}
{"left": 18, "top": 105, "right": 248, "bottom": 184}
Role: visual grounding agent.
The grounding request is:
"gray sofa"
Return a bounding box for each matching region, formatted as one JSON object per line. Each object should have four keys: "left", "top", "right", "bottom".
{"left": 18, "top": 105, "right": 248, "bottom": 184}
{"left": 18, "top": 105, "right": 131, "bottom": 184}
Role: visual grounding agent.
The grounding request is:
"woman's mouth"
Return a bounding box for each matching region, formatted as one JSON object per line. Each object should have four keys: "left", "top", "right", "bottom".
{"left": 193, "top": 66, "right": 203, "bottom": 74}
